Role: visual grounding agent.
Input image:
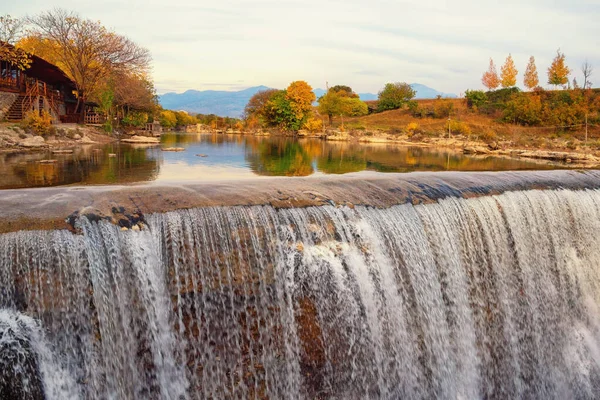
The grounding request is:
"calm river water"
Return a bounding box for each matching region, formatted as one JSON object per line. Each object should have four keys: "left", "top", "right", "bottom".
{"left": 0, "top": 133, "right": 566, "bottom": 189}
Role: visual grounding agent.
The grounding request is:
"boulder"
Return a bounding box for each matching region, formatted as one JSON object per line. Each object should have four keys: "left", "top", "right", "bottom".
{"left": 80, "top": 136, "right": 96, "bottom": 144}
{"left": 19, "top": 136, "right": 46, "bottom": 148}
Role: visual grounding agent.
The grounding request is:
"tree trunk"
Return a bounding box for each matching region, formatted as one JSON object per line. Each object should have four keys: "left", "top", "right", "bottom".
{"left": 328, "top": 114, "right": 332, "bottom": 126}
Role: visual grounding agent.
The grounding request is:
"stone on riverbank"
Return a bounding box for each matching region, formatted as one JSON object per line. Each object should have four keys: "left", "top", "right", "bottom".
{"left": 121, "top": 135, "right": 160, "bottom": 144}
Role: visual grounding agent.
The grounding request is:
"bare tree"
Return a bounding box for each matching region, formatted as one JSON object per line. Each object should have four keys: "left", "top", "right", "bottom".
{"left": 581, "top": 60, "right": 593, "bottom": 89}
{"left": 28, "top": 9, "right": 151, "bottom": 120}
{"left": 0, "top": 15, "right": 30, "bottom": 70}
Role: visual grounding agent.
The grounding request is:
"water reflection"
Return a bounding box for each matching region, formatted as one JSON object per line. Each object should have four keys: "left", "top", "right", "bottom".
{"left": 0, "top": 133, "right": 564, "bottom": 189}
{"left": 0, "top": 144, "right": 160, "bottom": 189}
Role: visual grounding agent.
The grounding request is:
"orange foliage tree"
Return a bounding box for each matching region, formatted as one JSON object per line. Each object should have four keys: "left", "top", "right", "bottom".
{"left": 285, "top": 81, "right": 316, "bottom": 122}
{"left": 500, "top": 54, "right": 518, "bottom": 88}
{"left": 547, "top": 49, "right": 570, "bottom": 88}
{"left": 482, "top": 58, "right": 500, "bottom": 91}
{"left": 523, "top": 56, "right": 539, "bottom": 90}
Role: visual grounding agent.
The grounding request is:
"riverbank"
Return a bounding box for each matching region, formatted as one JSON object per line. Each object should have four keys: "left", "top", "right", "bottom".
{"left": 194, "top": 126, "right": 600, "bottom": 169}
{"left": 2, "top": 120, "right": 600, "bottom": 169}
{"left": 0, "top": 123, "right": 114, "bottom": 153}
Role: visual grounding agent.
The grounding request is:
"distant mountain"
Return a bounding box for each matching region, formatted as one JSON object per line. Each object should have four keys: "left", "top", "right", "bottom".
{"left": 159, "top": 83, "right": 456, "bottom": 118}
{"left": 159, "top": 86, "right": 272, "bottom": 118}
{"left": 409, "top": 83, "right": 457, "bottom": 99}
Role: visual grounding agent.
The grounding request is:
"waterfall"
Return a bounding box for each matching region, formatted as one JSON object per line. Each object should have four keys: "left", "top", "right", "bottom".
{"left": 1, "top": 187, "right": 600, "bottom": 399}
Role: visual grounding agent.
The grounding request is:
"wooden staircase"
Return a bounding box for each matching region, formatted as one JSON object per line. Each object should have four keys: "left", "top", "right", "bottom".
{"left": 6, "top": 95, "right": 26, "bottom": 122}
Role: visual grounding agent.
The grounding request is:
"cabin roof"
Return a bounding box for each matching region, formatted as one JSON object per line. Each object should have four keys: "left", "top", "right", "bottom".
{"left": 27, "top": 54, "right": 76, "bottom": 90}
{"left": 0, "top": 42, "right": 76, "bottom": 91}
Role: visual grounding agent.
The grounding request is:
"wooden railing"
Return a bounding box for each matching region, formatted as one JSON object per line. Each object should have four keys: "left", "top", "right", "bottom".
{"left": 21, "top": 80, "right": 40, "bottom": 117}
{"left": 0, "top": 75, "right": 19, "bottom": 91}
{"left": 84, "top": 112, "right": 106, "bottom": 125}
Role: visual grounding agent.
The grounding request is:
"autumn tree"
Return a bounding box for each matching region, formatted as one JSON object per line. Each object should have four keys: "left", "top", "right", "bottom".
{"left": 28, "top": 9, "right": 151, "bottom": 121}
{"left": 547, "top": 49, "right": 570, "bottom": 88}
{"left": 0, "top": 15, "right": 30, "bottom": 70}
{"left": 159, "top": 110, "right": 177, "bottom": 129}
{"left": 482, "top": 58, "right": 500, "bottom": 91}
{"left": 318, "top": 85, "right": 368, "bottom": 125}
{"left": 285, "top": 80, "right": 316, "bottom": 122}
{"left": 523, "top": 56, "right": 539, "bottom": 90}
{"left": 581, "top": 60, "right": 593, "bottom": 90}
{"left": 377, "top": 82, "right": 416, "bottom": 111}
{"left": 244, "top": 88, "right": 278, "bottom": 124}
{"left": 500, "top": 54, "right": 518, "bottom": 88}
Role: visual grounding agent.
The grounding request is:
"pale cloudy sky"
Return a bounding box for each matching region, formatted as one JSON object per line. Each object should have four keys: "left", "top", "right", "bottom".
{"left": 6, "top": 0, "right": 600, "bottom": 94}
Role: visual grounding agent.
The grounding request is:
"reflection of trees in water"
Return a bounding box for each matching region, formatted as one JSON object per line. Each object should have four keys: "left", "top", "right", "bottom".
{"left": 5, "top": 145, "right": 160, "bottom": 189}
{"left": 246, "top": 138, "right": 314, "bottom": 176}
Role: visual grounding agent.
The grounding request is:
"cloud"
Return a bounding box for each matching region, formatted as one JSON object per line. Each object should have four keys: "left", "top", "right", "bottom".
{"left": 6, "top": 0, "right": 599, "bottom": 94}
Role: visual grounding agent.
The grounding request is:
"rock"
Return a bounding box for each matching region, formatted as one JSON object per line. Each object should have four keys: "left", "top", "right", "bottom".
{"left": 108, "top": 153, "right": 117, "bottom": 157}
{"left": 80, "top": 136, "right": 96, "bottom": 144}
{"left": 121, "top": 135, "right": 160, "bottom": 144}
{"left": 19, "top": 136, "right": 46, "bottom": 148}
{"left": 120, "top": 227, "right": 128, "bottom": 231}
{"left": 463, "top": 146, "right": 491, "bottom": 155}
{"left": 196, "top": 154, "right": 208, "bottom": 157}
{"left": 488, "top": 141, "right": 499, "bottom": 150}
{"left": 52, "top": 149, "right": 73, "bottom": 154}
{"left": 161, "top": 147, "right": 185, "bottom": 152}
{"left": 38, "top": 159, "right": 58, "bottom": 164}
{"left": 73, "top": 133, "right": 82, "bottom": 140}
{"left": 131, "top": 225, "right": 140, "bottom": 232}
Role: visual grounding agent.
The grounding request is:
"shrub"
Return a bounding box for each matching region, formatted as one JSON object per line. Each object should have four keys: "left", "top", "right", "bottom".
{"left": 21, "top": 110, "right": 52, "bottom": 135}
{"left": 405, "top": 122, "right": 420, "bottom": 135}
{"left": 448, "top": 120, "right": 471, "bottom": 136}
{"left": 303, "top": 117, "right": 323, "bottom": 133}
{"left": 121, "top": 112, "right": 149, "bottom": 128}
{"left": 464, "top": 90, "right": 487, "bottom": 109}
{"left": 433, "top": 99, "right": 454, "bottom": 118}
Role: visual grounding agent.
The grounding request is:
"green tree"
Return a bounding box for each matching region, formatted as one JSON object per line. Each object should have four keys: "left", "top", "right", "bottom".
{"left": 377, "top": 82, "right": 416, "bottom": 111}
{"left": 318, "top": 86, "right": 367, "bottom": 125}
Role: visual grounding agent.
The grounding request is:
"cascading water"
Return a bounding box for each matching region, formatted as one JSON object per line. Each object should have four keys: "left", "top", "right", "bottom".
{"left": 1, "top": 187, "right": 600, "bottom": 399}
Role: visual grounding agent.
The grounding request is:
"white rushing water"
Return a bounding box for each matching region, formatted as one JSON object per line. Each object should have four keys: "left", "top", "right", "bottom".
{"left": 1, "top": 188, "right": 600, "bottom": 399}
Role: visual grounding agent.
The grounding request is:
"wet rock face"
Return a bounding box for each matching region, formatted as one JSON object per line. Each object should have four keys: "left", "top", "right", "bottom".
{"left": 66, "top": 205, "right": 147, "bottom": 233}
{"left": 0, "top": 314, "right": 45, "bottom": 400}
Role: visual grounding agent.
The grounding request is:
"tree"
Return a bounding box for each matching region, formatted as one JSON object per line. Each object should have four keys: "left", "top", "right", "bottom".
{"left": 285, "top": 80, "right": 315, "bottom": 122}
{"left": 523, "top": 56, "right": 539, "bottom": 90}
{"left": 28, "top": 9, "right": 151, "bottom": 121}
{"left": 500, "top": 54, "right": 518, "bottom": 88}
{"left": 547, "top": 49, "right": 570, "bottom": 88}
{"left": 159, "top": 110, "right": 177, "bottom": 129}
{"left": 482, "top": 58, "right": 500, "bottom": 90}
{"left": 377, "top": 82, "right": 416, "bottom": 111}
{"left": 581, "top": 60, "right": 593, "bottom": 90}
{"left": 244, "top": 89, "right": 278, "bottom": 123}
{"left": 318, "top": 85, "right": 367, "bottom": 125}
{"left": 0, "top": 15, "right": 30, "bottom": 70}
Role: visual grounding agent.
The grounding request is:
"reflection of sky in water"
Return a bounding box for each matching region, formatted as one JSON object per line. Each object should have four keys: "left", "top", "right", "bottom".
{"left": 0, "top": 133, "right": 568, "bottom": 189}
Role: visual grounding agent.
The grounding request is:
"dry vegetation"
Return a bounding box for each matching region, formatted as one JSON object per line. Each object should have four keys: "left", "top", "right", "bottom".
{"left": 337, "top": 98, "right": 600, "bottom": 155}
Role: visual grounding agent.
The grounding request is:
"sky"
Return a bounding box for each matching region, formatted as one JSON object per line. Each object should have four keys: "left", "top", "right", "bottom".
{"left": 6, "top": 0, "right": 600, "bottom": 95}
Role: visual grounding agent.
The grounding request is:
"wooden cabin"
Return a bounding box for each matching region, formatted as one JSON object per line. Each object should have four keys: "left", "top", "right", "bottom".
{"left": 1, "top": 44, "right": 79, "bottom": 123}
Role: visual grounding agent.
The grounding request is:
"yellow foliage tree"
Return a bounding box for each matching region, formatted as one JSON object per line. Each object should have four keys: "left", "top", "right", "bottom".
{"left": 285, "top": 81, "right": 315, "bottom": 121}
{"left": 523, "top": 56, "right": 539, "bottom": 90}
{"left": 547, "top": 49, "right": 570, "bottom": 87}
{"left": 303, "top": 116, "right": 323, "bottom": 132}
{"left": 482, "top": 58, "right": 500, "bottom": 90}
{"left": 500, "top": 54, "right": 518, "bottom": 88}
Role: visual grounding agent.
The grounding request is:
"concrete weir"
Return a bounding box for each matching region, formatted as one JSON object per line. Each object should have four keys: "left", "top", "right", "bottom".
{"left": 0, "top": 170, "right": 599, "bottom": 233}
